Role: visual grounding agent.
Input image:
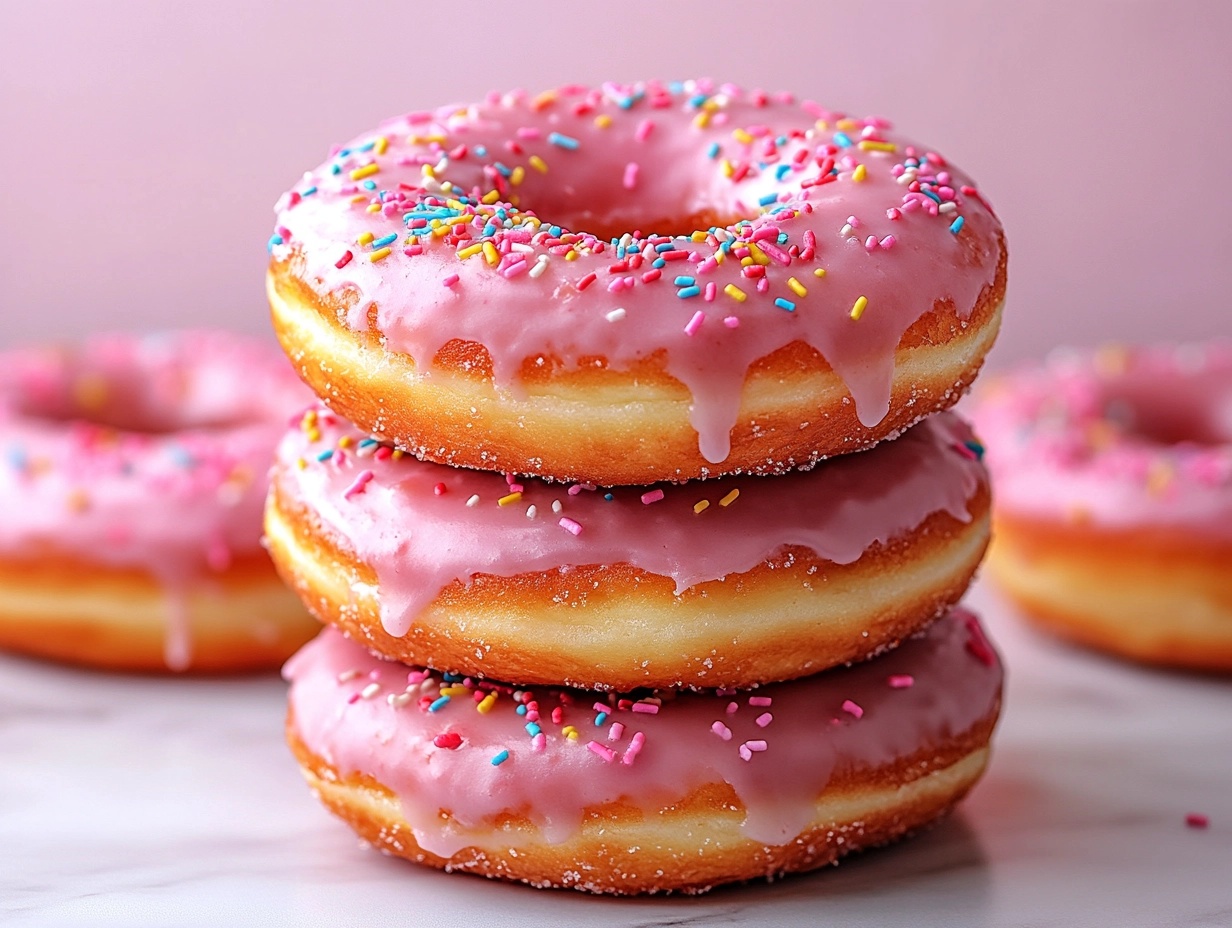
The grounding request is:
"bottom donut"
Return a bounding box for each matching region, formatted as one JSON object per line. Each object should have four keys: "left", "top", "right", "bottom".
{"left": 283, "top": 608, "right": 1002, "bottom": 894}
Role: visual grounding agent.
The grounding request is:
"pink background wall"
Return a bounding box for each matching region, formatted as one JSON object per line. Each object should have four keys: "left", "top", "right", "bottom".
{"left": 2, "top": 1, "right": 1228, "bottom": 365}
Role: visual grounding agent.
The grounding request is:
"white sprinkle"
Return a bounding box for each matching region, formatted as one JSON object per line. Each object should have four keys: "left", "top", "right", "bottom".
{"left": 605, "top": 307, "right": 627, "bottom": 322}
{"left": 337, "top": 669, "right": 361, "bottom": 683}
{"left": 528, "top": 255, "right": 550, "bottom": 278}
{"left": 466, "top": 494, "right": 481, "bottom": 507}
{"left": 387, "top": 692, "right": 413, "bottom": 708}
{"left": 552, "top": 499, "right": 563, "bottom": 514}
{"left": 360, "top": 682, "right": 381, "bottom": 700}
{"left": 525, "top": 504, "right": 537, "bottom": 520}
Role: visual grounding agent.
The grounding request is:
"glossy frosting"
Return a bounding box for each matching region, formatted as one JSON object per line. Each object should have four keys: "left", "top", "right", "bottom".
{"left": 285, "top": 608, "right": 1002, "bottom": 856}
{"left": 270, "top": 80, "right": 1003, "bottom": 464}
{"left": 970, "top": 342, "right": 1232, "bottom": 540}
{"left": 274, "top": 407, "right": 987, "bottom": 637}
{"left": 0, "top": 331, "right": 312, "bottom": 667}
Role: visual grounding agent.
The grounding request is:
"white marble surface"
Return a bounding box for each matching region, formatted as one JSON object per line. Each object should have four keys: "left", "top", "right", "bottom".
{"left": 3, "top": 580, "right": 1230, "bottom": 928}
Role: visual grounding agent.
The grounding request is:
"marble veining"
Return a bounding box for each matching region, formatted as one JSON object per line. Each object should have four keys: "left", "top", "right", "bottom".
{"left": 2, "top": 581, "right": 1230, "bottom": 928}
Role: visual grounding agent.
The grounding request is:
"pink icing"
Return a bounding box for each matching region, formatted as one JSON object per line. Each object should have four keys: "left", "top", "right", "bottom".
{"left": 284, "top": 608, "right": 1002, "bottom": 856}
{"left": 274, "top": 407, "right": 987, "bottom": 637}
{"left": 968, "top": 342, "right": 1232, "bottom": 540}
{"left": 270, "top": 80, "right": 1003, "bottom": 466}
{"left": 0, "top": 331, "right": 313, "bottom": 667}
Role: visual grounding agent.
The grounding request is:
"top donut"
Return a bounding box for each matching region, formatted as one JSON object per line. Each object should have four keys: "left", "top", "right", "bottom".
{"left": 268, "top": 80, "right": 1006, "bottom": 484}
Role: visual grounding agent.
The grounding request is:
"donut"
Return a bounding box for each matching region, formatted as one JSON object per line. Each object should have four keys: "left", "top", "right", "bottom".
{"left": 969, "top": 343, "right": 1232, "bottom": 671}
{"left": 268, "top": 80, "right": 1006, "bottom": 484}
{"left": 0, "top": 331, "right": 320, "bottom": 672}
{"left": 265, "top": 406, "right": 990, "bottom": 690}
{"left": 284, "top": 607, "right": 1002, "bottom": 894}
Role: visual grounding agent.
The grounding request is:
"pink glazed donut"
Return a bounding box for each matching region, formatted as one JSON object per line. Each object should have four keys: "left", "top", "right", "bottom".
{"left": 0, "top": 331, "right": 319, "bottom": 672}
{"left": 284, "top": 607, "right": 1003, "bottom": 894}
{"left": 265, "top": 406, "right": 990, "bottom": 690}
{"left": 268, "top": 80, "right": 1006, "bottom": 484}
{"left": 971, "top": 343, "right": 1232, "bottom": 670}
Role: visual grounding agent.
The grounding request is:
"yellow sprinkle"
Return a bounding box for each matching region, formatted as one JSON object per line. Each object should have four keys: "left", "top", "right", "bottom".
{"left": 481, "top": 189, "right": 501, "bottom": 205}
{"left": 724, "top": 283, "right": 748, "bottom": 303}
{"left": 498, "top": 491, "right": 523, "bottom": 507}
{"left": 691, "top": 231, "right": 709, "bottom": 243}
{"left": 295, "top": 458, "right": 307, "bottom": 470}
{"left": 702, "top": 99, "right": 719, "bottom": 112}
{"left": 510, "top": 165, "right": 525, "bottom": 186}
{"left": 374, "top": 136, "right": 388, "bottom": 155}
{"left": 531, "top": 90, "right": 557, "bottom": 110}
{"left": 850, "top": 295, "right": 868, "bottom": 320}
{"left": 814, "top": 268, "right": 828, "bottom": 278}
{"left": 564, "top": 249, "right": 579, "bottom": 261}
{"left": 349, "top": 163, "right": 379, "bottom": 181}
{"left": 482, "top": 241, "right": 500, "bottom": 266}
{"left": 693, "top": 499, "right": 711, "bottom": 514}
{"left": 594, "top": 114, "right": 613, "bottom": 128}
{"left": 836, "top": 118, "right": 859, "bottom": 131}
{"left": 720, "top": 158, "right": 734, "bottom": 178}
{"left": 457, "top": 243, "right": 483, "bottom": 260}
{"left": 366, "top": 203, "right": 381, "bottom": 213}
{"left": 693, "top": 111, "right": 711, "bottom": 129}
{"left": 338, "top": 436, "right": 353, "bottom": 448}
{"left": 858, "top": 140, "right": 897, "bottom": 153}
{"left": 852, "top": 164, "right": 867, "bottom": 182}
{"left": 391, "top": 449, "right": 404, "bottom": 459}
{"left": 814, "top": 119, "right": 830, "bottom": 131}
{"left": 746, "top": 242, "right": 771, "bottom": 266}
{"left": 740, "top": 256, "right": 753, "bottom": 267}
{"left": 440, "top": 685, "right": 469, "bottom": 697}
{"left": 357, "top": 231, "right": 375, "bottom": 245}
{"left": 476, "top": 693, "right": 497, "bottom": 714}
{"left": 349, "top": 194, "right": 368, "bottom": 205}
{"left": 787, "top": 277, "right": 808, "bottom": 297}
{"left": 306, "top": 430, "right": 320, "bottom": 443}
{"left": 529, "top": 154, "right": 548, "bottom": 174}
{"left": 719, "top": 489, "right": 740, "bottom": 507}
{"left": 432, "top": 224, "right": 449, "bottom": 238}
{"left": 732, "top": 128, "right": 754, "bottom": 144}
{"left": 421, "top": 164, "right": 436, "bottom": 180}
{"left": 369, "top": 246, "right": 392, "bottom": 262}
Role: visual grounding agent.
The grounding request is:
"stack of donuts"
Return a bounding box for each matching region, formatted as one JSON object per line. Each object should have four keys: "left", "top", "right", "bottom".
{"left": 264, "top": 80, "right": 1009, "bottom": 894}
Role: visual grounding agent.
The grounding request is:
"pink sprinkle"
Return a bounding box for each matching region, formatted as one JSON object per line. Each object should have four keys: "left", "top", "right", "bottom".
{"left": 758, "top": 241, "right": 791, "bottom": 265}
{"left": 335, "top": 250, "right": 353, "bottom": 269}
{"left": 739, "top": 744, "right": 753, "bottom": 762}
{"left": 740, "top": 739, "right": 768, "bottom": 761}
{"left": 711, "top": 721, "right": 732, "bottom": 741}
{"left": 704, "top": 281, "right": 717, "bottom": 301}
{"left": 880, "top": 235, "right": 897, "bottom": 250}
{"left": 551, "top": 706, "right": 564, "bottom": 724}
{"left": 501, "top": 259, "right": 528, "bottom": 278}
{"left": 841, "top": 699, "right": 864, "bottom": 719}
{"left": 965, "top": 615, "right": 997, "bottom": 667}
{"left": 635, "top": 118, "right": 654, "bottom": 141}
{"left": 640, "top": 488, "right": 665, "bottom": 505}
{"left": 531, "top": 732, "right": 546, "bottom": 752}
{"left": 864, "top": 235, "right": 879, "bottom": 252}
{"left": 1186, "top": 813, "right": 1209, "bottom": 829}
{"left": 723, "top": 316, "right": 741, "bottom": 328}
{"left": 749, "top": 696, "right": 772, "bottom": 707}
{"left": 623, "top": 162, "right": 639, "bottom": 189}
{"left": 592, "top": 701, "right": 610, "bottom": 714}
{"left": 577, "top": 272, "right": 597, "bottom": 291}
{"left": 621, "top": 731, "right": 646, "bottom": 766}
{"left": 433, "top": 482, "right": 446, "bottom": 496}
{"left": 684, "top": 310, "right": 706, "bottom": 336}
{"left": 888, "top": 674, "right": 915, "bottom": 689}
{"left": 886, "top": 207, "right": 902, "bottom": 221}
{"left": 608, "top": 721, "right": 625, "bottom": 741}
{"left": 726, "top": 701, "right": 739, "bottom": 715}
{"left": 587, "top": 741, "right": 616, "bottom": 763}
{"left": 846, "top": 215, "right": 860, "bottom": 229}
{"left": 567, "top": 482, "right": 597, "bottom": 495}
{"left": 442, "top": 273, "right": 460, "bottom": 288}
{"left": 342, "top": 470, "right": 374, "bottom": 500}
{"left": 631, "top": 702, "right": 660, "bottom": 715}
{"left": 755, "top": 712, "right": 773, "bottom": 728}
{"left": 558, "top": 517, "right": 583, "bottom": 536}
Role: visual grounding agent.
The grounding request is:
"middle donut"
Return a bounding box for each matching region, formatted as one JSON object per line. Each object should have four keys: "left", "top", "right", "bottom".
{"left": 266, "top": 407, "right": 989, "bottom": 690}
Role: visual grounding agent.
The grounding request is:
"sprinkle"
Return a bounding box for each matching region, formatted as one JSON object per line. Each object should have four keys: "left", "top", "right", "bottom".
{"left": 786, "top": 277, "right": 807, "bottom": 297}
{"left": 635, "top": 118, "right": 654, "bottom": 141}
{"left": 528, "top": 154, "right": 548, "bottom": 173}
{"left": 631, "top": 701, "right": 660, "bottom": 715}
{"left": 726, "top": 701, "right": 739, "bottom": 715}
{"left": 723, "top": 316, "right": 740, "bottom": 328}
{"left": 774, "top": 297, "right": 796, "bottom": 312}
{"left": 587, "top": 741, "right": 616, "bottom": 763}
{"left": 950, "top": 216, "right": 965, "bottom": 234}
{"left": 466, "top": 494, "right": 480, "bottom": 508}
{"left": 623, "top": 162, "right": 639, "bottom": 189}
{"left": 852, "top": 164, "right": 867, "bottom": 182}
{"left": 490, "top": 749, "right": 510, "bottom": 766}
{"left": 755, "top": 712, "right": 773, "bottom": 728}
{"left": 740, "top": 740, "right": 768, "bottom": 761}
{"left": 360, "top": 682, "right": 381, "bottom": 700}
{"left": 433, "top": 482, "right": 447, "bottom": 496}
{"left": 372, "top": 233, "right": 397, "bottom": 249}
{"left": 558, "top": 517, "right": 583, "bottom": 536}
{"left": 498, "top": 491, "right": 522, "bottom": 507}
{"left": 723, "top": 283, "right": 748, "bottom": 303}
{"left": 529, "top": 256, "right": 550, "bottom": 278}
{"left": 677, "top": 285, "right": 701, "bottom": 299}
{"left": 684, "top": 310, "right": 706, "bottom": 335}
{"left": 711, "top": 721, "right": 733, "bottom": 741}
{"left": 433, "top": 732, "right": 462, "bottom": 750}
{"left": 349, "top": 164, "right": 379, "bottom": 180}
{"left": 476, "top": 693, "right": 497, "bottom": 713}
{"left": 693, "top": 499, "right": 710, "bottom": 514}
{"left": 609, "top": 721, "right": 625, "bottom": 741}
{"left": 428, "top": 695, "right": 451, "bottom": 712}
{"left": 1186, "top": 813, "right": 1210, "bottom": 829}
{"left": 621, "top": 731, "right": 646, "bottom": 766}
{"left": 334, "top": 250, "right": 353, "bottom": 269}
{"left": 442, "top": 273, "right": 460, "bottom": 288}
{"left": 842, "top": 699, "right": 864, "bottom": 719}
{"left": 368, "top": 246, "right": 392, "bottom": 263}
{"left": 605, "top": 307, "right": 626, "bottom": 322}
{"left": 356, "top": 231, "right": 375, "bottom": 246}
{"left": 342, "top": 470, "right": 374, "bottom": 500}
{"left": 813, "top": 268, "right": 827, "bottom": 278}
{"left": 850, "top": 296, "right": 868, "bottom": 321}
{"left": 748, "top": 696, "right": 772, "bottom": 707}
{"left": 719, "top": 489, "right": 740, "bottom": 507}
{"left": 640, "top": 488, "right": 665, "bottom": 505}
{"left": 547, "top": 131, "right": 579, "bottom": 150}
{"left": 888, "top": 674, "right": 915, "bottom": 689}
{"left": 337, "top": 669, "right": 361, "bottom": 683}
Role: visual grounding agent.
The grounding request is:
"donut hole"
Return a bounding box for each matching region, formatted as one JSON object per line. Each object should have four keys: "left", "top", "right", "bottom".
{"left": 1103, "top": 386, "right": 1232, "bottom": 448}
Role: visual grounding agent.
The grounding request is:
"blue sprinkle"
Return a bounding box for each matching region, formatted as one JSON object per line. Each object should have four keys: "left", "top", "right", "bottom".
{"left": 481, "top": 223, "right": 496, "bottom": 237}
{"left": 339, "top": 148, "right": 352, "bottom": 157}
{"left": 777, "top": 233, "right": 789, "bottom": 244}
{"left": 833, "top": 131, "right": 853, "bottom": 148}
{"left": 525, "top": 722, "right": 542, "bottom": 736}
{"left": 516, "top": 704, "right": 528, "bottom": 716}
{"left": 654, "top": 242, "right": 676, "bottom": 253}
{"left": 358, "top": 438, "right": 379, "bottom": 449}
{"left": 474, "top": 145, "right": 488, "bottom": 157}
{"left": 652, "top": 257, "right": 666, "bottom": 269}
{"left": 428, "top": 695, "right": 451, "bottom": 712}
{"left": 964, "top": 439, "right": 985, "bottom": 459}
{"left": 315, "top": 450, "right": 334, "bottom": 462}
{"left": 595, "top": 712, "right": 608, "bottom": 726}
{"left": 677, "top": 285, "right": 701, "bottom": 299}
{"left": 330, "top": 164, "right": 341, "bottom": 175}
{"left": 372, "top": 233, "right": 397, "bottom": 248}
{"left": 443, "top": 672, "right": 461, "bottom": 682}
{"left": 549, "top": 225, "right": 562, "bottom": 237}
{"left": 361, "top": 180, "right": 376, "bottom": 191}
{"left": 774, "top": 298, "right": 796, "bottom": 312}
{"left": 603, "top": 493, "right": 614, "bottom": 501}
{"left": 757, "top": 193, "right": 778, "bottom": 207}
{"left": 548, "top": 132, "right": 580, "bottom": 150}
{"left": 491, "top": 749, "right": 510, "bottom": 766}
{"left": 301, "top": 186, "right": 317, "bottom": 197}
{"left": 688, "top": 93, "right": 708, "bottom": 108}
{"left": 267, "top": 234, "right": 283, "bottom": 252}
{"left": 673, "top": 275, "right": 695, "bottom": 286}
{"left": 923, "top": 189, "right": 942, "bottom": 204}
{"left": 356, "top": 140, "right": 376, "bottom": 152}
{"left": 775, "top": 164, "right": 792, "bottom": 181}
{"left": 950, "top": 216, "right": 965, "bottom": 235}
{"left": 493, "top": 162, "right": 513, "bottom": 177}
{"left": 706, "top": 141, "right": 721, "bottom": 159}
